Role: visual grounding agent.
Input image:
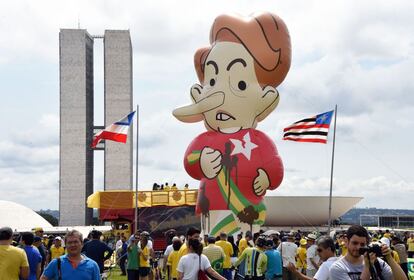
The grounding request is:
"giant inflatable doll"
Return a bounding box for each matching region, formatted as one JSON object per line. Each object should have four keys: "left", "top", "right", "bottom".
{"left": 173, "top": 12, "right": 291, "bottom": 235}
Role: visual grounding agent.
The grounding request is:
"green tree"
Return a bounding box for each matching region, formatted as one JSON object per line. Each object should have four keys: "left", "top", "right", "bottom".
{"left": 37, "top": 212, "right": 59, "bottom": 226}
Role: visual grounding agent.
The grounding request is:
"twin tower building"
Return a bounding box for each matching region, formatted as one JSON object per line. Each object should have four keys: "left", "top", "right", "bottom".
{"left": 59, "top": 29, "right": 133, "bottom": 225}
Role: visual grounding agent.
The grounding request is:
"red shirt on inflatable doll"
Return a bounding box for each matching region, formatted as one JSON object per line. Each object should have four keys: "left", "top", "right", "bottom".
{"left": 185, "top": 128, "right": 283, "bottom": 213}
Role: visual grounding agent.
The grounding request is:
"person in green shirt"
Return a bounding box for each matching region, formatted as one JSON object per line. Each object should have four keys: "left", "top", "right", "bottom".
{"left": 127, "top": 235, "right": 140, "bottom": 280}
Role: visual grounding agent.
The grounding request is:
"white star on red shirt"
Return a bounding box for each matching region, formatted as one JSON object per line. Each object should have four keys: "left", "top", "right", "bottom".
{"left": 230, "top": 132, "right": 258, "bottom": 160}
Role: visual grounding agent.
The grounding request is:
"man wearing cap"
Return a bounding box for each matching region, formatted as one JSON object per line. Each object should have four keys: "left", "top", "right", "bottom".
{"left": 277, "top": 233, "right": 298, "bottom": 280}
{"left": 33, "top": 236, "right": 47, "bottom": 274}
{"left": 203, "top": 236, "right": 225, "bottom": 275}
{"left": 0, "top": 226, "right": 30, "bottom": 280}
{"left": 34, "top": 227, "right": 44, "bottom": 238}
{"left": 234, "top": 236, "right": 268, "bottom": 280}
{"left": 82, "top": 230, "right": 113, "bottom": 274}
{"left": 216, "top": 232, "right": 234, "bottom": 280}
{"left": 306, "top": 234, "right": 320, "bottom": 277}
{"left": 265, "top": 239, "right": 283, "bottom": 280}
{"left": 127, "top": 234, "right": 140, "bottom": 280}
{"left": 296, "top": 239, "right": 307, "bottom": 274}
{"left": 48, "top": 236, "right": 65, "bottom": 263}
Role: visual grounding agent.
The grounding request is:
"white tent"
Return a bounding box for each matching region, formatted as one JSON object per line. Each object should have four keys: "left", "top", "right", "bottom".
{"left": 0, "top": 200, "right": 52, "bottom": 231}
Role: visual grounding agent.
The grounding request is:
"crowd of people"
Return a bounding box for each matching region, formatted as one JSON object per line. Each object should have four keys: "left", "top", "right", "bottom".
{"left": 1, "top": 225, "right": 413, "bottom": 280}
{"left": 152, "top": 183, "right": 189, "bottom": 191}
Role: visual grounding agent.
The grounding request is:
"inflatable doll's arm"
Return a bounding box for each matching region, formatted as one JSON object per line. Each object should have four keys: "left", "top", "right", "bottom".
{"left": 184, "top": 148, "right": 204, "bottom": 180}
{"left": 254, "top": 131, "right": 284, "bottom": 193}
{"left": 264, "top": 154, "right": 284, "bottom": 191}
{"left": 185, "top": 147, "right": 222, "bottom": 180}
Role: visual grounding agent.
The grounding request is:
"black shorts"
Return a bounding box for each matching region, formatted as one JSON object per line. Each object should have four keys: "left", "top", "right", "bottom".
{"left": 139, "top": 267, "right": 150, "bottom": 277}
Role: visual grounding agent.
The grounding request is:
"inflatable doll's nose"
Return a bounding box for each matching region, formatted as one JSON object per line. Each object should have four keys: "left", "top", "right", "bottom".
{"left": 173, "top": 92, "right": 224, "bottom": 123}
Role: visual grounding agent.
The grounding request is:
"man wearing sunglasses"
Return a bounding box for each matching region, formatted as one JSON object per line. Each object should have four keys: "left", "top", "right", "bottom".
{"left": 287, "top": 236, "right": 337, "bottom": 280}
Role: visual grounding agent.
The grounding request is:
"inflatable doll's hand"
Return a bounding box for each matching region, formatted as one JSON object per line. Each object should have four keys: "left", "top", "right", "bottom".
{"left": 253, "top": 168, "right": 270, "bottom": 196}
{"left": 200, "top": 147, "right": 222, "bottom": 179}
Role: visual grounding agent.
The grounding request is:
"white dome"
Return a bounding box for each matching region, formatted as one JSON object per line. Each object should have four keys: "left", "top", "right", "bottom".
{"left": 264, "top": 196, "right": 362, "bottom": 226}
{"left": 0, "top": 200, "right": 52, "bottom": 231}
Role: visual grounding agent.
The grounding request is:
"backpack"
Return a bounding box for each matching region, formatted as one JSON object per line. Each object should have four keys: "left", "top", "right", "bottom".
{"left": 57, "top": 257, "right": 62, "bottom": 280}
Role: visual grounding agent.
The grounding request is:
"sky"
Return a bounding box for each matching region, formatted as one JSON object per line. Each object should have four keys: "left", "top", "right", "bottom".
{"left": 0, "top": 0, "right": 413, "bottom": 211}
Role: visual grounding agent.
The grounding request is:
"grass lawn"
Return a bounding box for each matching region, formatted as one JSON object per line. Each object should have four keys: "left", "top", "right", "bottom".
{"left": 105, "top": 267, "right": 127, "bottom": 280}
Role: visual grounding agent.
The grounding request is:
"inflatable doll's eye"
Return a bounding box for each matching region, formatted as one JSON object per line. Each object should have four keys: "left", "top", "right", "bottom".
{"left": 209, "top": 78, "right": 216, "bottom": 87}
{"left": 229, "top": 76, "right": 249, "bottom": 94}
{"left": 238, "top": 81, "right": 246, "bottom": 91}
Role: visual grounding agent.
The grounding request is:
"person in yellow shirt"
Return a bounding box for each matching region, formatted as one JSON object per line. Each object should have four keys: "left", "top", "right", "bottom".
{"left": 139, "top": 233, "right": 153, "bottom": 280}
{"left": 407, "top": 233, "right": 414, "bottom": 258}
{"left": 383, "top": 229, "right": 392, "bottom": 240}
{"left": 177, "top": 227, "right": 200, "bottom": 259}
{"left": 0, "top": 227, "right": 30, "bottom": 280}
{"left": 48, "top": 236, "right": 65, "bottom": 263}
{"left": 338, "top": 234, "right": 348, "bottom": 256}
{"left": 215, "top": 232, "right": 234, "bottom": 280}
{"left": 234, "top": 236, "right": 268, "bottom": 278}
{"left": 33, "top": 227, "right": 44, "bottom": 238}
{"left": 167, "top": 239, "right": 182, "bottom": 280}
{"left": 238, "top": 231, "right": 253, "bottom": 257}
{"left": 296, "top": 238, "right": 307, "bottom": 274}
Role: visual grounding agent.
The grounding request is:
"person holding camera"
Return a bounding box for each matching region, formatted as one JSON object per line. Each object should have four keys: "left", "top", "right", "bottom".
{"left": 329, "top": 225, "right": 407, "bottom": 280}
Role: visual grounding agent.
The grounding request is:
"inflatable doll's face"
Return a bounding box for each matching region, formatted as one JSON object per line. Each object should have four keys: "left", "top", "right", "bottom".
{"left": 173, "top": 41, "right": 279, "bottom": 133}
{"left": 201, "top": 42, "right": 265, "bottom": 133}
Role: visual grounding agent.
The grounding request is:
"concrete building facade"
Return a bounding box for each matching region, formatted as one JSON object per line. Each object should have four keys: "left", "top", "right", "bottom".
{"left": 59, "top": 29, "right": 94, "bottom": 226}
{"left": 104, "top": 30, "right": 133, "bottom": 190}
{"left": 59, "top": 29, "right": 133, "bottom": 226}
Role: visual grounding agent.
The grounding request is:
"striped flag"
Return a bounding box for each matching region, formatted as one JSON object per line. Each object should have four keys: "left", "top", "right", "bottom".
{"left": 283, "top": 110, "right": 334, "bottom": 144}
{"left": 91, "top": 111, "right": 135, "bottom": 148}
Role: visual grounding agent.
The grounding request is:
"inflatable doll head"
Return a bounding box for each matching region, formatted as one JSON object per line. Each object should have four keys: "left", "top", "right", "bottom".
{"left": 174, "top": 12, "right": 291, "bottom": 133}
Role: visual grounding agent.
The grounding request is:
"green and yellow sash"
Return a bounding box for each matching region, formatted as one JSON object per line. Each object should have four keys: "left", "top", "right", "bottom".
{"left": 187, "top": 151, "right": 267, "bottom": 234}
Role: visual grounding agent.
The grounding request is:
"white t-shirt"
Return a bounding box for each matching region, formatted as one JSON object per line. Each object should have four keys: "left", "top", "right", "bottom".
{"left": 329, "top": 256, "right": 392, "bottom": 280}
{"left": 314, "top": 256, "right": 338, "bottom": 280}
{"left": 277, "top": 242, "right": 298, "bottom": 267}
{"left": 138, "top": 240, "right": 153, "bottom": 249}
{"left": 115, "top": 240, "right": 123, "bottom": 251}
{"left": 177, "top": 253, "right": 211, "bottom": 280}
{"left": 164, "top": 244, "right": 174, "bottom": 257}
{"left": 307, "top": 244, "right": 320, "bottom": 270}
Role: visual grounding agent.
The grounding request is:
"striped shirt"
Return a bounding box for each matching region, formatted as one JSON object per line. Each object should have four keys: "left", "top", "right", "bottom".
{"left": 202, "top": 244, "right": 225, "bottom": 273}
{"left": 234, "top": 247, "right": 267, "bottom": 277}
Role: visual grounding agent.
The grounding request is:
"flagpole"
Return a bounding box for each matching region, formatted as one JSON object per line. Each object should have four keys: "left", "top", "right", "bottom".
{"left": 134, "top": 105, "right": 139, "bottom": 233}
{"left": 327, "top": 105, "right": 337, "bottom": 234}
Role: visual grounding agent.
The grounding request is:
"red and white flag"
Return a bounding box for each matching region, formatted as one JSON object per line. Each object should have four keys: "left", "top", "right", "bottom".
{"left": 283, "top": 110, "right": 334, "bottom": 144}
{"left": 91, "top": 111, "right": 135, "bottom": 148}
